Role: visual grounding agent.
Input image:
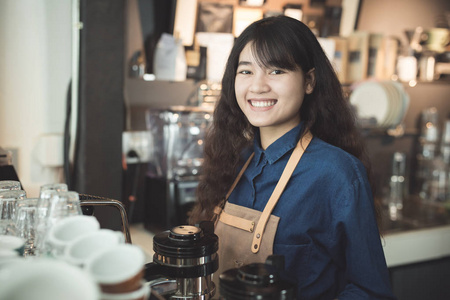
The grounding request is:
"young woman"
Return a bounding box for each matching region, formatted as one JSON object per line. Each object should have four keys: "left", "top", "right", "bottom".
{"left": 190, "top": 16, "right": 395, "bottom": 299}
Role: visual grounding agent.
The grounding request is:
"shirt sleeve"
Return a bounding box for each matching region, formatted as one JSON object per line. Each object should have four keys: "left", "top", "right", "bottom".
{"left": 332, "top": 174, "right": 396, "bottom": 300}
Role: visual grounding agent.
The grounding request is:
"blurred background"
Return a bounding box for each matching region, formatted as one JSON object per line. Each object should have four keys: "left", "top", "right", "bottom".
{"left": 0, "top": 1, "right": 450, "bottom": 299}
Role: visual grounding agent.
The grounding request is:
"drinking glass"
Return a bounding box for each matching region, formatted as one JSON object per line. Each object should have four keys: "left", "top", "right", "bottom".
{"left": 388, "top": 152, "right": 407, "bottom": 220}
{"left": 0, "top": 180, "right": 21, "bottom": 191}
{"left": 14, "top": 198, "right": 38, "bottom": 256}
{"left": 0, "top": 190, "right": 27, "bottom": 199}
{"left": 0, "top": 190, "right": 26, "bottom": 235}
{"left": 36, "top": 184, "right": 68, "bottom": 222}
{"left": 40, "top": 183, "right": 68, "bottom": 195}
{"left": 34, "top": 183, "right": 69, "bottom": 254}
{"left": 35, "top": 191, "right": 82, "bottom": 256}
{"left": 47, "top": 191, "right": 82, "bottom": 219}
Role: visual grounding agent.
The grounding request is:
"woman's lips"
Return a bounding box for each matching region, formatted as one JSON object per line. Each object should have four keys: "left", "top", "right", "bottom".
{"left": 249, "top": 99, "right": 277, "bottom": 108}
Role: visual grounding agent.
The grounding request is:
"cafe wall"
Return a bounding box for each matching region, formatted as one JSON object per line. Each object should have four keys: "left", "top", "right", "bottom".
{"left": 0, "top": 0, "right": 72, "bottom": 197}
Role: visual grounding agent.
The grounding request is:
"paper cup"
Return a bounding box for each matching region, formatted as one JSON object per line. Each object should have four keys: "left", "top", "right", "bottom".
{"left": 85, "top": 244, "right": 146, "bottom": 294}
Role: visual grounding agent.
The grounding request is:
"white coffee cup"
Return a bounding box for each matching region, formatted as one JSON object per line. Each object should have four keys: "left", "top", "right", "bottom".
{"left": 45, "top": 215, "right": 100, "bottom": 258}
{"left": 0, "top": 235, "right": 25, "bottom": 255}
{"left": 0, "top": 249, "right": 20, "bottom": 262}
{"left": 85, "top": 244, "right": 146, "bottom": 294}
{"left": 0, "top": 258, "right": 100, "bottom": 300}
{"left": 64, "top": 229, "right": 125, "bottom": 267}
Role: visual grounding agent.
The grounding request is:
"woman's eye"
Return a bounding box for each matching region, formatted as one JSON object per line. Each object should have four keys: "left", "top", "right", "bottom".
{"left": 237, "top": 70, "right": 251, "bottom": 75}
{"left": 270, "top": 69, "right": 285, "bottom": 75}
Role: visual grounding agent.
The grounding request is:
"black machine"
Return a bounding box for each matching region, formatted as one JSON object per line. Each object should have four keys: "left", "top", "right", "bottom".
{"left": 145, "top": 221, "right": 219, "bottom": 299}
{"left": 219, "top": 255, "right": 297, "bottom": 300}
{"left": 0, "top": 148, "right": 21, "bottom": 186}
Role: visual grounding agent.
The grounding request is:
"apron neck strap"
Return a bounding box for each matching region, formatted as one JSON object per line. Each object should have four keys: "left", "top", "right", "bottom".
{"left": 251, "top": 131, "right": 313, "bottom": 253}
{"left": 225, "top": 152, "right": 255, "bottom": 200}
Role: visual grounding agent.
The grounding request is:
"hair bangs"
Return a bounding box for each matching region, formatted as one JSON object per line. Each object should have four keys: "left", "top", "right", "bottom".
{"left": 249, "top": 31, "right": 298, "bottom": 71}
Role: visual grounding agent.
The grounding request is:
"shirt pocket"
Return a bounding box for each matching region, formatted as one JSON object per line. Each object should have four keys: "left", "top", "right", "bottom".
{"left": 273, "top": 243, "right": 312, "bottom": 286}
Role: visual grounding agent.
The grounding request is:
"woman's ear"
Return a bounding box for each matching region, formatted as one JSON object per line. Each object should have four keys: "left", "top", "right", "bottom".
{"left": 305, "top": 68, "right": 316, "bottom": 94}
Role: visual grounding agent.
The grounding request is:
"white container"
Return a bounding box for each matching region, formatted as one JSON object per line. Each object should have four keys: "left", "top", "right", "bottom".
{"left": 397, "top": 55, "right": 417, "bottom": 82}
{"left": 153, "top": 33, "right": 187, "bottom": 81}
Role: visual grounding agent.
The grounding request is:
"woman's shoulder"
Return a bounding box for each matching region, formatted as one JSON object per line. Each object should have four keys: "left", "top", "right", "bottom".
{"left": 304, "top": 137, "right": 367, "bottom": 182}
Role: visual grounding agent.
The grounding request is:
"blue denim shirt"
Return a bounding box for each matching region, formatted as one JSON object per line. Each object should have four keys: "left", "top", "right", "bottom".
{"left": 227, "top": 123, "right": 395, "bottom": 300}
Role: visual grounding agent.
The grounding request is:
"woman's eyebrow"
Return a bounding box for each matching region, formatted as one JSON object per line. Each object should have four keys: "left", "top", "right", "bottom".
{"left": 237, "top": 61, "right": 252, "bottom": 66}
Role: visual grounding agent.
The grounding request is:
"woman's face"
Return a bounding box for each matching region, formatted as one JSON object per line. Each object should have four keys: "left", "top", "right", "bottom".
{"left": 235, "top": 43, "right": 313, "bottom": 142}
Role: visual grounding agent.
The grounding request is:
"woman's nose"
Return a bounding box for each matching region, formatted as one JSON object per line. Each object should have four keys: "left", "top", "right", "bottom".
{"left": 249, "top": 74, "right": 270, "bottom": 93}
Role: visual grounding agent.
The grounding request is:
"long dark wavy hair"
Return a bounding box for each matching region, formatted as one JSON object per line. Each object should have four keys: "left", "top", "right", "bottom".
{"left": 189, "top": 16, "right": 378, "bottom": 225}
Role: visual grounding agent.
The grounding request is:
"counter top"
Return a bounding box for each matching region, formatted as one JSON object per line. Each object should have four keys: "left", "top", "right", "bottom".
{"left": 383, "top": 225, "right": 450, "bottom": 268}
{"left": 380, "top": 196, "right": 450, "bottom": 267}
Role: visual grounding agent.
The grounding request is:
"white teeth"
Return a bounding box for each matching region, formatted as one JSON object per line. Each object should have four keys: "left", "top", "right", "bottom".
{"left": 250, "top": 100, "right": 276, "bottom": 107}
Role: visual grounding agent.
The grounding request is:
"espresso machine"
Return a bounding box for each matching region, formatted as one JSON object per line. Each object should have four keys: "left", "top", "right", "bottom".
{"left": 144, "top": 221, "right": 219, "bottom": 299}
{"left": 144, "top": 106, "right": 213, "bottom": 231}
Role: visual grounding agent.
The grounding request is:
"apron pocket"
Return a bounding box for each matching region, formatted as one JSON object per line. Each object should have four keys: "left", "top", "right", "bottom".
{"left": 274, "top": 243, "right": 312, "bottom": 285}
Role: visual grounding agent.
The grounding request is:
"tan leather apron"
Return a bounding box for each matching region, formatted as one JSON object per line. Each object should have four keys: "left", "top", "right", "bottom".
{"left": 212, "top": 132, "right": 313, "bottom": 288}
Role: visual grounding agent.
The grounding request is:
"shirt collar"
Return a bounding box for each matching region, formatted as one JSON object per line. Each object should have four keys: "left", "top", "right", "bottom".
{"left": 253, "top": 122, "right": 304, "bottom": 165}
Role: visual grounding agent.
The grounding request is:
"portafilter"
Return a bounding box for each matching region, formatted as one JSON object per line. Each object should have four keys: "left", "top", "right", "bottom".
{"left": 145, "top": 221, "right": 218, "bottom": 299}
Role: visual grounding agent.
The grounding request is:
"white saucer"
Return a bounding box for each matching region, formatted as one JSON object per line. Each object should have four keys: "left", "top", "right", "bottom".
{"left": 350, "top": 81, "right": 390, "bottom": 126}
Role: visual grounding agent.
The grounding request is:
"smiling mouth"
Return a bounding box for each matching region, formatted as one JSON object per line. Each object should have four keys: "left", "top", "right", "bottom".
{"left": 249, "top": 100, "right": 277, "bottom": 107}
